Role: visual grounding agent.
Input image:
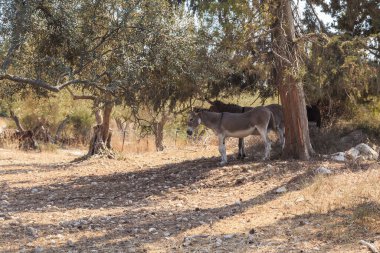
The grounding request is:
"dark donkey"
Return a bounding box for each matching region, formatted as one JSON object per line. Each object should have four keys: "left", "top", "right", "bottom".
{"left": 306, "top": 100, "right": 322, "bottom": 128}
{"left": 206, "top": 99, "right": 284, "bottom": 158}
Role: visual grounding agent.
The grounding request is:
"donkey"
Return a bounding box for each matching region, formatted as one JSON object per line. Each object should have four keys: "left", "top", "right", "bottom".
{"left": 187, "top": 107, "right": 276, "bottom": 165}
{"left": 206, "top": 99, "right": 285, "bottom": 157}
{"left": 306, "top": 103, "right": 322, "bottom": 128}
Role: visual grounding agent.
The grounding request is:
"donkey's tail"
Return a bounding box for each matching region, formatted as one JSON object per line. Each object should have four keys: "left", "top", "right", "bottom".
{"left": 268, "top": 111, "right": 277, "bottom": 132}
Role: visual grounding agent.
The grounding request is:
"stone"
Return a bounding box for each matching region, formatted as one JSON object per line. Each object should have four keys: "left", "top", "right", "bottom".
{"left": 215, "top": 238, "right": 223, "bottom": 247}
{"left": 27, "top": 227, "right": 38, "bottom": 237}
{"left": 355, "top": 143, "right": 379, "bottom": 160}
{"left": 223, "top": 234, "right": 234, "bottom": 239}
{"left": 331, "top": 152, "right": 346, "bottom": 162}
{"left": 314, "top": 167, "right": 332, "bottom": 175}
{"left": 148, "top": 228, "right": 157, "bottom": 233}
{"left": 345, "top": 147, "right": 360, "bottom": 160}
{"left": 275, "top": 186, "right": 287, "bottom": 194}
{"left": 34, "top": 246, "right": 44, "bottom": 253}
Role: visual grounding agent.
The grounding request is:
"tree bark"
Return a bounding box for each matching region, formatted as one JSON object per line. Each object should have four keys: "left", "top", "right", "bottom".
{"left": 87, "top": 100, "right": 114, "bottom": 158}
{"left": 273, "top": 0, "right": 314, "bottom": 160}
{"left": 55, "top": 116, "right": 70, "bottom": 143}
{"left": 152, "top": 114, "right": 167, "bottom": 152}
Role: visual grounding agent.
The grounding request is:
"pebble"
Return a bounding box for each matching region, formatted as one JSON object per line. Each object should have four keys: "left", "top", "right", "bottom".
{"left": 314, "top": 167, "right": 332, "bottom": 175}
{"left": 223, "top": 234, "right": 234, "bottom": 239}
{"left": 34, "top": 246, "right": 44, "bottom": 253}
{"left": 27, "top": 227, "right": 38, "bottom": 237}
{"left": 31, "top": 189, "right": 39, "bottom": 193}
{"left": 275, "top": 186, "right": 287, "bottom": 194}
{"left": 148, "top": 228, "right": 157, "bottom": 233}
{"left": 215, "top": 238, "right": 223, "bottom": 247}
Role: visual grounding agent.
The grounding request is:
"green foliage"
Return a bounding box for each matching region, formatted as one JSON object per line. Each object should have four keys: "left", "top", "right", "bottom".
{"left": 304, "top": 35, "right": 378, "bottom": 107}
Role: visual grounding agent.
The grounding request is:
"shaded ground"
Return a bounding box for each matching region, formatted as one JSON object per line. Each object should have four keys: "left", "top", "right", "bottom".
{"left": 0, "top": 145, "right": 379, "bottom": 253}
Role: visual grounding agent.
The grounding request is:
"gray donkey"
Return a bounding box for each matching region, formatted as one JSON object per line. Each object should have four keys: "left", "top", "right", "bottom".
{"left": 187, "top": 107, "right": 276, "bottom": 165}
{"left": 206, "top": 99, "right": 285, "bottom": 158}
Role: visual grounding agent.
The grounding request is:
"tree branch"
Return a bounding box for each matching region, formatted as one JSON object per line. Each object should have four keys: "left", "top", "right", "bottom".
{"left": 0, "top": 73, "right": 103, "bottom": 93}
{"left": 66, "top": 87, "right": 96, "bottom": 100}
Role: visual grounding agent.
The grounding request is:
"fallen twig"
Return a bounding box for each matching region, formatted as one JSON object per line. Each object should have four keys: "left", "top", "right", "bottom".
{"left": 360, "top": 240, "right": 379, "bottom": 253}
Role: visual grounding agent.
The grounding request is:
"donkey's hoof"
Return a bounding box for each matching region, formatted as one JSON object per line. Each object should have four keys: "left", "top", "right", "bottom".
{"left": 219, "top": 161, "right": 227, "bottom": 166}
{"left": 237, "top": 154, "right": 247, "bottom": 160}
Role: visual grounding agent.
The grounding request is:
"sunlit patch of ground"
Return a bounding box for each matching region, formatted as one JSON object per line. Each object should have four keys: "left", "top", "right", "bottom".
{"left": 0, "top": 145, "right": 379, "bottom": 252}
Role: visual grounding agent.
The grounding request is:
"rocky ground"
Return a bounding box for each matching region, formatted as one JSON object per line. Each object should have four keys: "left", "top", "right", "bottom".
{"left": 0, "top": 144, "right": 379, "bottom": 253}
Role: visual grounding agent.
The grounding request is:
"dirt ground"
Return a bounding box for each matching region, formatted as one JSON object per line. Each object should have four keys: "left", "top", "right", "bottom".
{"left": 0, "top": 142, "right": 379, "bottom": 253}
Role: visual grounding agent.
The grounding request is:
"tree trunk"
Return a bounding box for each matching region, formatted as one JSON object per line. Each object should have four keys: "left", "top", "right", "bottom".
{"left": 273, "top": 0, "right": 314, "bottom": 160}
{"left": 153, "top": 115, "right": 167, "bottom": 152}
{"left": 55, "top": 116, "right": 70, "bottom": 143}
{"left": 9, "top": 110, "right": 39, "bottom": 150}
{"left": 87, "top": 101, "right": 115, "bottom": 158}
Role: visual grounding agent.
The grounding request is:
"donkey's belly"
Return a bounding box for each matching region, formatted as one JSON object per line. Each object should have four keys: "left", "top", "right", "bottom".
{"left": 225, "top": 127, "right": 257, "bottom": 138}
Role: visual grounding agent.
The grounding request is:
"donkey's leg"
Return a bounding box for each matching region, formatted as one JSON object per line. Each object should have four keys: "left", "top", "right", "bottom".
{"left": 257, "top": 127, "right": 271, "bottom": 160}
{"left": 237, "top": 138, "right": 246, "bottom": 159}
{"left": 279, "top": 127, "right": 285, "bottom": 150}
{"left": 218, "top": 135, "right": 227, "bottom": 165}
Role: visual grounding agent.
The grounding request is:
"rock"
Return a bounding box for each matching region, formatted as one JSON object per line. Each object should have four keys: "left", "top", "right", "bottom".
{"left": 148, "top": 228, "right": 157, "bottom": 233}
{"left": 275, "top": 186, "right": 287, "bottom": 194}
{"left": 27, "top": 227, "right": 38, "bottom": 237}
{"left": 163, "top": 232, "right": 171, "bottom": 237}
{"left": 331, "top": 152, "right": 346, "bottom": 162}
{"left": 183, "top": 237, "right": 192, "bottom": 247}
{"left": 355, "top": 143, "right": 379, "bottom": 160}
{"left": 67, "top": 240, "right": 75, "bottom": 247}
{"left": 1, "top": 194, "right": 8, "bottom": 200}
{"left": 295, "top": 196, "right": 305, "bottom": 203}
{"left": 345, "top": 147, "right": 360, "bottom": 160}
{"left": 1, "top": 200, "right": 9, "bottom": 205}
{"left": 314, "top": 167, "right": 332, "bottom": 175}
{"left": 215, "top": 238, "right": 223, "bottom": 247}
{"left": 34, "top": 246, "right": 44, "bottom": 253}
{"left": 223, "top": 234, "right": 234, "bottom": 239}
{"left": 339, "top": 130, "right": 366, "bottom": 147}
{"left": 31, "top": 188, "right": 39, "bottom": 193}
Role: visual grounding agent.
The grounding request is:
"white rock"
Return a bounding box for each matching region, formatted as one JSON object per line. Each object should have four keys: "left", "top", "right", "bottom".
{"left": 31, "top": 189, "right": 39, "bottom": 193}
{"left": 295, "top": 196, "right": 305, "bottom": 203}
{"left": 163, "top": 232, "right": 171, "bottom": 237}
{"left": 223, "top": 234, "right": 234, "bottom": 239}
{"left": 345, "top": 147, "right": 360, "bottom": 160}
{"left": 183, "top": 237, "right": 192, "bottom": 247}
{"left": 314, "top": 167, "right": 332, "bottom": 175}
{"left": 331, "top": 152, "right": 346, "bottom": 162}
{"left": 275, "top": 186, "right": 287, "bottom": 194}
{"left": 355, "top": 143, "right": 379, "bottom": 160}
{"left": 215, "top": 238, "right": 223, "bottom": 247}
{"left": 148, "top": 228, "right": 157, "bottom": 233}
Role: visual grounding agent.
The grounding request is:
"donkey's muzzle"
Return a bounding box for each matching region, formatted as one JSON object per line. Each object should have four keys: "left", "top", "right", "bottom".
{"left": 187, "top": 129, "right": 193, "bottom": 136}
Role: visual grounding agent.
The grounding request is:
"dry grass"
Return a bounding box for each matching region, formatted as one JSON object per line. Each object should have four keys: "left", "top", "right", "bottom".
{"left": 0, "top": 140, "right": 379, "bottom": 252}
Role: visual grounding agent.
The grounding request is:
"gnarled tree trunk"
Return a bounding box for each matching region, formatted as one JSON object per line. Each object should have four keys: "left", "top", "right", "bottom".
{"left": 87, "top": 101, "right": 115, "bottom": 158}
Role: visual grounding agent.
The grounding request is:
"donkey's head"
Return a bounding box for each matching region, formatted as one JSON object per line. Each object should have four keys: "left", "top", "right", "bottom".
{"left": 186, "top": 109, "right": 203, "bottom": 136}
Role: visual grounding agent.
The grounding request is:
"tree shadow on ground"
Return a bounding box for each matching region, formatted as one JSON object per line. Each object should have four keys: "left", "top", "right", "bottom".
{"left": 1, "top": 152, "right": 378, "bottom": 252}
